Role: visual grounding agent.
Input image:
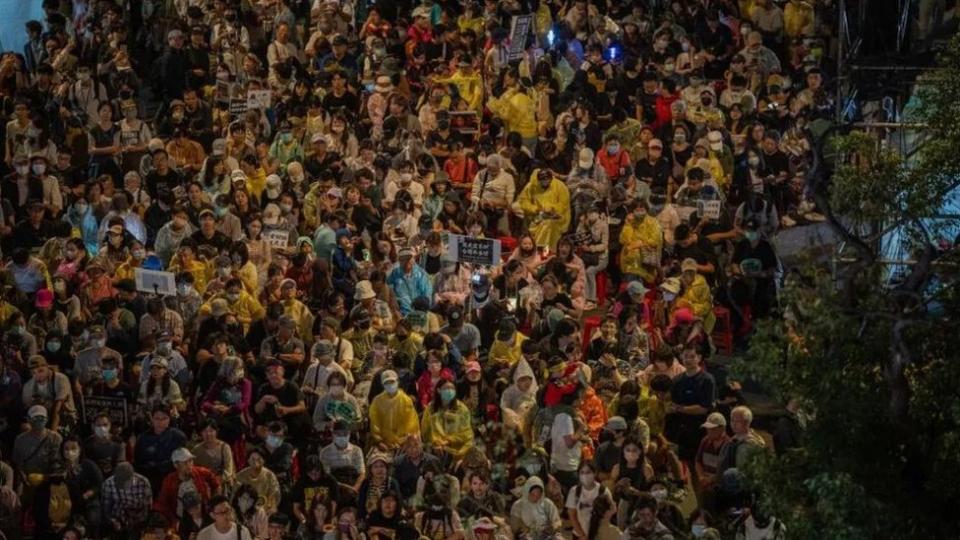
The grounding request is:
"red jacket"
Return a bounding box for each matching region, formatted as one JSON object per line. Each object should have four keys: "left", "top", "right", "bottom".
{"left": 653, "top": 94, "right": 680, "bottom": 131}
{"left": 154, "top": 466, "right": 221, "bottom": 524}
{"left": 416, "top": 368, "right": 455, "bottom": 409}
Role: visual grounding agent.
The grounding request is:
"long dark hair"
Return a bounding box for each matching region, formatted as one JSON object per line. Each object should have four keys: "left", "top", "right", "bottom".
{"left": 587, "top": 491, "right": 615, "bottom": 540}
{"left": 616, "top": 438, "right": 648, "bottom": 488}
{"left": 430, "top": 379, "right": 458, "bottom": 413}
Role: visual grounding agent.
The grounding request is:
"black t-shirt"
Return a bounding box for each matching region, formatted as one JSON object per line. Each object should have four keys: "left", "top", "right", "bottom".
{"left": 732, "top": 238, "right": 777, "bottom": 274}
{"left": 671, "top": 370, "right": 716, "bottom": 411}
{"left": 256, "top": 380, "right": 306, "bottom": 424}
{"left": 594, "top": 440, "right": 622, "bottom": 474}
{"left": 540, "top": 292, "right": 574, "bottom": 315}
{"left": 292, "top": 475, "right": 342, "bottom": 509}
{"left": 635, "top": 157, "right": 674, "bottom": 191}
{"left": 322, "top": 91, "right": 360, "bottom": 118}
{"left": 191, "top": 229, "right": 233, "bottom": 253}
{"left": 426, "top": 130, "right": 460, "bottom": 153}
{"left": 145, "top": 169, "right": 183, "bottom": 200}
{"left": 673, "top": 237, "right": 718, "bottom": 284}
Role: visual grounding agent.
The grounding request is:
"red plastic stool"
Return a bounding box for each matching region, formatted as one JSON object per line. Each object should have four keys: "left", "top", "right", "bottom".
{"left": 711, "top": 306, "right": 734, "bottom": 356}
{"left": 595, "top": 271, "right": 609, "bottom": 308}
{"left": 582, "top": 314, "right": 602, "bottom": 355}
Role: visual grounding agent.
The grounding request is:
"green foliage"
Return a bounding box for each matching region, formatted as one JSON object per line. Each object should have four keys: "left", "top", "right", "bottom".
{"left": 730, "top": 33, "right": 960, "bottom": 539}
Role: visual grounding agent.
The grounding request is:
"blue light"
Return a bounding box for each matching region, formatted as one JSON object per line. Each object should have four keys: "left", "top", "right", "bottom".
{"left": 547, "top": 29, "right": 555, "bottom": 46}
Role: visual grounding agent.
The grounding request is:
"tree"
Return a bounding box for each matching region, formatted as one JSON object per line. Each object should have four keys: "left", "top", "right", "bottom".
{"left": 732, "top": 35, "right": 960, "bottom": 539}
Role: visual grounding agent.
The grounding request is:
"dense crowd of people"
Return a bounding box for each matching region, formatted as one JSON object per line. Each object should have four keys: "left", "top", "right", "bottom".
{"left": 0, "top": 0, "right": 832, "bottom": 538}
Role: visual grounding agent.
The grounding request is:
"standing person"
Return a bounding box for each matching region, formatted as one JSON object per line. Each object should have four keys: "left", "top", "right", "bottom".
{"left": 197, "top": 495, "right": 255, "bottom": 540}
{"left": 666, "top": 345, "right": 716, "bottom": 465}
{"left": 566, "top": 462, "right": 608, "bottom": 540}
{"left": 134, "top": 405, "right": 188, "bottom": 495}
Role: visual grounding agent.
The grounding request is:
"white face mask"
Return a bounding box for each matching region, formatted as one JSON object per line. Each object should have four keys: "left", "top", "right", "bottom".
{"left": 32, "top": 164, "right": 46, "bottom": 175}
{"left": 16, "top": 165, "right": 28, "bottom": 176}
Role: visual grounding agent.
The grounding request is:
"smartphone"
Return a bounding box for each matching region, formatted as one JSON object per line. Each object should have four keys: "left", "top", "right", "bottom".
{"left": 362, "top": 249, "right": 371, "bottom": 262}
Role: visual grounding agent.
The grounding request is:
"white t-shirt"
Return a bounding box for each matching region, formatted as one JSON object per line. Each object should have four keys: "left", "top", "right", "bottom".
{"left": 550, "top": 412, "right": 581, "bottom": 473}
{"left": 196, "top": 523, "right": 253, "bottom": 540}
{"left": 565, "top": 482, "right": 603, "bottom": 535}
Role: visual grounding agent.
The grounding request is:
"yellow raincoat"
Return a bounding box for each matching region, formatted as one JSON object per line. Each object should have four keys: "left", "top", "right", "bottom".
{"left": 488, "top": 334, "right": 527, "bottom": 367}
{"left": 677, "top": 274, "right": 716, "bottom": 332}
{"left": 619, "top": 214, "right": 663, "bottom": 284}
{"left": 369, "top": 390, "right": 421, "bottom": 449}
{"left": 200, "top": 289, "right": 265, "bottom": 330}
{"left": 421, "top": 400, "right": 475, "bottom": 459}
{"left": 283, "top": 297, "right": 315, "bottom": 342}
{"left": 169, "top": 257, "right": 210, "bottom": 294}
{"left": 435, "top": 71, "right": 484, "bottom": 112}
{"left": 487, "top": 87, "right": 538, "bottom": 139}
{"left": 514, "top": 172, "right": 571, "bottom": 250}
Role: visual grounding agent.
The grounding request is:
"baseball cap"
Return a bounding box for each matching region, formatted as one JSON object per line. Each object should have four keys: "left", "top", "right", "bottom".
{"left": 578, "top": 147, "right": 594, "bottom": 169}
{"left": 702, "top": 412, "right": 727, "bottom": 429}
{"left": 28, "top": 404, "right": 47, "bottom": 418}
{"left": 681, "top": 258, "right": 699, "bottom": 273}
{"left": 606, "top": 416, "right": 628, "bottom": 431}
{"left": 627, "top": 281, "right": 647, "bottom": 297}
{"left": 171, "top": 447, "right": 195, "bottom": 463}
{"left": 381, "top": 369, "right": 398, "bottom": 385}
{"left": 35, "top": 288, "right": 54, "bottom": 309}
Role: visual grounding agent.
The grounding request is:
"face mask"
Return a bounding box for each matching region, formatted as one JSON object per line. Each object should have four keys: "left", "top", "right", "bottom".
{"left": 663, "top": 292, "right": 677, "bottom": 302}
{"left": 266, "top": 435, "right": 282, "bottom": 449}
{"left": 440, "top": 387, "right": 456, "bottom": 403}
{"left": 75, "top": 202, "right": 89, "bottom": 215}
{"left": 177, "top": 283, "right": 192, "bottom": 295}
{"left": 218, "top": 267, "right": 231, "bottom": 278}
{"left": 215, "top": 205, "right": 228, "bottom": 217}
{"left": 744, "top": 230, "right": 759, "bottom": 242}
{"left": 280, "top": 133, "right": 292, "bottom": 143}
{"left": 16, "top": 165, "right": 28, "bottom": 176}
{"left": 664, "top": 63, "right": 675, "bottom": 73}
{"left": 78, "top": 72, "right": 91, "bottom": 82}
{"left": 741, "top": 26, "right": 751, "bottom": 36}
{"left": 651, "top": 488, "right": 668, "bottom": 502}
{"left": 579, "top": 472, "right": 595, "bottom": 485}
{"left": 674, "top": 133, "right": 686, "bottom": 143}
{"left": 526, "top": 463, "right": 542, "bottom": 475}
{"left": 238, "top": 496, "right": 254, "bottom": 512}
{"left": 748, "top": 157, "right": 760, "bottom": 167}
{"left": 30, "top": 416, "right": 47, "bottom": 429}
{"left": 156, "top": 341, "right": 172, "bottom": 355}
{"left": 691, "top": 525, "right": 706, "bottom": 538}
{"left": 226, "top": 292, "right": 241, "bottom": 303}
{"left": 634, "top": 210, "right": 647, "bottom": 220}
{"left": 383, "top": 381, "right": 398, "bottom": 395}
{"left": 133, "top": 249, "right": 146, "bottom": 260}
{"left": 123, "top": 108, "right": 137, "bottom": 120}
{"left": 329, "top": 384, "right": 344, "bottom": 397}
{"left": 172, "top": 111, "right": 184, "bottom": 122}
{"left": 102, "top": 368, "right": 118, "bottom": 382}
{"left": 65, "top": 449, "right": 80, "bottom": 461}
{"left": 13, "top": 325, "right": 25, "bottom": 335}
{"left": 400, "top": 173, "right": 413, "bottom": 183}
{"left": 94, "top": 425, "right": 110, "bottom": 438}
{"left": 280, "top": 203, "right": 293, "bottom": 213}
{"left": 334, "top": 435, "right": 349, "bottom": 448}
{"left": 607, "top": 143, "right": 620, "bottom": 155}
{"left": 47, "top": 340, "right": 61, "bottom": 352}
{"left": 331, "top": 125, "right": 344, "bottom": 133}
{"left": 681, "top": 42, "right": 690, "bottom": 52}
{"left": 32, "top": 164, "right": 46, "bottom": 175}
